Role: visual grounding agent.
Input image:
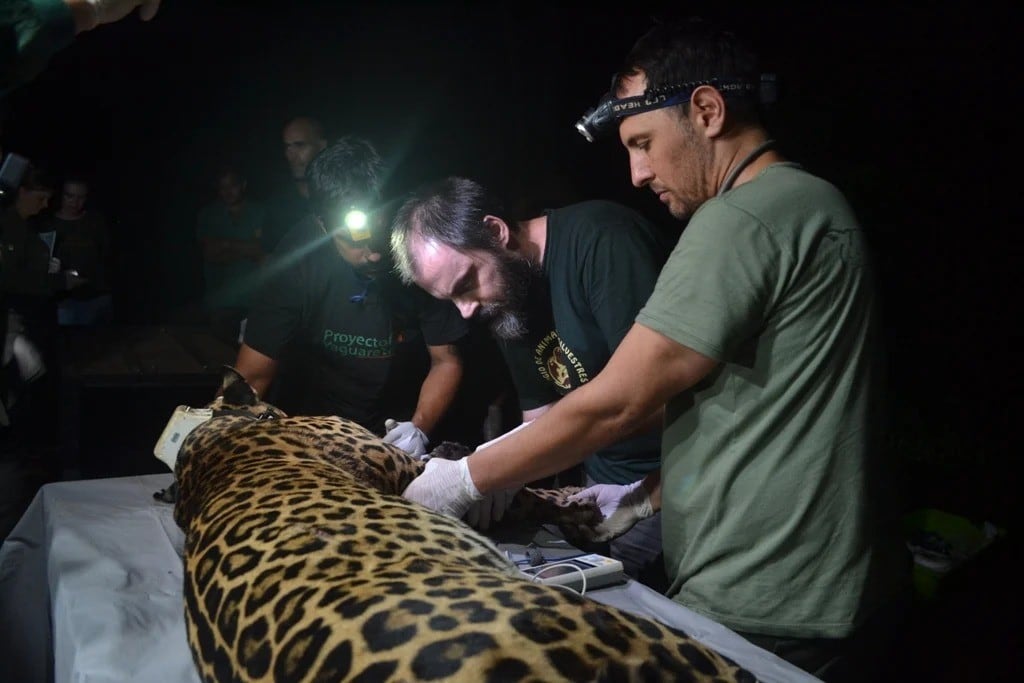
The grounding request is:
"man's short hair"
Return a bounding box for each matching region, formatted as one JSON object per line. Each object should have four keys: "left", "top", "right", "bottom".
{"left": 307, "top": 136, "right": 383, "bottom": 221}
{"left": 390, "top": 176, "right": 504, "bottom": 284}
{"left": 614, "top": 18, "right": 762, "bottom": 122}
{"left": 20, "top": 161, "right": 56, "bottom": 192}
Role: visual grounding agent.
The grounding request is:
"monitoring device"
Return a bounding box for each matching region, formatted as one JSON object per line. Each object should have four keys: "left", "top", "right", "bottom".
{"left": 519, "top": 553, "right": 626, "bottom": 592}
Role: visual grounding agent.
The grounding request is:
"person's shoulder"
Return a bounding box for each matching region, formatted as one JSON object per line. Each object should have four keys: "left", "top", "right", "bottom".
{"left": 563, "top": 199, "right": 655, "bottom": 227}
{"left": 265, "top": 185, "right": 305, "bottom": 209}
{"left": 196, "top": 202, "right": 223, "bottom": 223}
{"left": 268, "top": 215, "right": 327, "bottom": 262}
{"left": 83, "top": 211, "right": 109, "bottom": 230}
{"left": 552, "top": 199, "right": 660, "bottom": 244}
{"left": 719, "top": 163, "right": 852, "bottom": 218}
{"left": 35, "top": 213, "right": 59, "bottom": 230}
{"left": 245, "top": 198, "right": 268, "bottom": 214}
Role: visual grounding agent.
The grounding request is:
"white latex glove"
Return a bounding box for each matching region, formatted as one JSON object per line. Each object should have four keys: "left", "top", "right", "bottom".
{"left": 566, "top": 480, "right": 654, "bottom": 542}
{"left": 47, "top": 257, "right": 61, "bottom": 274}
{"left": 458, "top": 419, "right": 533, "bottom": 529}
{"left": 464, "top": 487, "right": 518, "bottom": 531}
{"left": 383, "top": 418, "right": 430, "bottom": 459}
{"left": 402, "top": 457, "right": 482, "bottom": 519}
{"left": 84, "top": 0, "right": 161, "bottom": 25}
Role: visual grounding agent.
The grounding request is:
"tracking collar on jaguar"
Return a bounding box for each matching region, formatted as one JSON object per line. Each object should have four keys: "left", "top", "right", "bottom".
{"left": 153, "top": 403, "right": 279, "bottom": 471}
{"left": 575, "top": 73, "right": 777, "bottom": 142}
{"left": 154, "top": 405, "right": 214, "bottom": 471}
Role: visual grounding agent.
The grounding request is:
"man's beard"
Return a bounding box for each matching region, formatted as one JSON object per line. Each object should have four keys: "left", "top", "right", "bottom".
{"left": 480, "top": 252, "right": 541, "bottom": 340}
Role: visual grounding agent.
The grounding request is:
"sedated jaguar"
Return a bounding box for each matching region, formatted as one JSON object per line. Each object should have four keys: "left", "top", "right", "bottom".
{"left": 171, "top": 367, "right": 756, "bottom": 682}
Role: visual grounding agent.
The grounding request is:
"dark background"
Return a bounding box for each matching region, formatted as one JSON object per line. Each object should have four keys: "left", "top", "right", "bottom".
{"left": 1, "top": 2, "right": 1018, "bottom": 676}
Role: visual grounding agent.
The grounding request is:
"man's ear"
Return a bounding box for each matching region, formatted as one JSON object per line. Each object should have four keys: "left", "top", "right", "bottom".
{"left": 690, "top": 85, "right": 727, "bottom": 139}
{"left": 483, "top": 215, "right": 511, "bottom": 248}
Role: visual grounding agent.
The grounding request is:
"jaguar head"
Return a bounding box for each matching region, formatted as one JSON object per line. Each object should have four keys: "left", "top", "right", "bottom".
{"left": 209, "top": 365, "right": 289, "bottom": 420}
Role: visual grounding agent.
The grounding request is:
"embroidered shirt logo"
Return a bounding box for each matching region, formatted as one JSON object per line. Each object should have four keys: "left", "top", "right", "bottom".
{"left": 534, "top": 331, "right": 588, "bottom": 393}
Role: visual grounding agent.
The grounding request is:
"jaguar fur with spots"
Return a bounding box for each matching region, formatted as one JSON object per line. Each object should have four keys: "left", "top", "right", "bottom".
{"left": 172, "top": 367, "right": 756, "bottom": 682}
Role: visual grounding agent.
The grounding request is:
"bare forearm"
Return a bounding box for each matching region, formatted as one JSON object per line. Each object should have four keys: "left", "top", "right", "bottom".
{"left": 412, "top": 353, "right": 462, "bottom": 436}
{"left": 469, "top": 371, "right": 647, "bottom": 492}
{"left": 466, "top": 323, "right": 717, "bottom": 494}
{"left": 232, "top": 344, "right": 277, "bottom": 398}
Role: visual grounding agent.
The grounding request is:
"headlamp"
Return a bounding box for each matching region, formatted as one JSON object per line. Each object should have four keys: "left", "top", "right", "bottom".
{"left": 323, "top": 205, "right": 375, "bottom": 244}
{"left": 343, "top": 209, "right": 371, "bottom": 241}
{"left": 575, "top": 75, "right": 776, "bottom": 142}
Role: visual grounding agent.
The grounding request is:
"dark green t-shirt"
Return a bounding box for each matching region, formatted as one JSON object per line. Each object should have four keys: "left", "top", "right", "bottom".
{"left": 44, "top": 212, "right": 111, "bottom": 292}
{"left": 243, "top": 217, "right": 468, "bottom": 434}
{"left": 499, "top": 200, "right": 668, "bottom": 484}
{"left": 261, "top": 185, "right": 311, "bottom": 255}
{"left": 195, "top": 201, "right": 266, "bottom": 310}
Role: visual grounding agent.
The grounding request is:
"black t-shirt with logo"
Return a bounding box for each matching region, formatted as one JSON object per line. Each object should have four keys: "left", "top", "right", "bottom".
{"left": 244, "top": 217, "right": 468, "bottom": 434}
{"left": 499, "top": 201, "right": 669, "bottom": 484}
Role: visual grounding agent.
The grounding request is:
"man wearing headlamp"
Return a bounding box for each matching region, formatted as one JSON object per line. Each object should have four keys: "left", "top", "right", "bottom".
{"left": 402, "top": 18, "right": 909, "bottom": 679}
{"left": 234, "top": 137, "right": 467, "bottom": 457}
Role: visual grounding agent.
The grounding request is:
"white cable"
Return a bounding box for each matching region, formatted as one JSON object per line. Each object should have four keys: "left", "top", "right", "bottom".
{"left": 528, "top": 562, "right": 588, "bottom": 596}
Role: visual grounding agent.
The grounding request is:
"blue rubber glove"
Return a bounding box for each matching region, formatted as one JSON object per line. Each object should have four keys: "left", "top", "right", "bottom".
{"left": 383, "top": 419, "right": 430, "bottom": 459}
{"left": 402, "top": 457, "right": 483, "bottom": 519}
{"left": 566, "top": 480, "right": 653, "bottom": 542}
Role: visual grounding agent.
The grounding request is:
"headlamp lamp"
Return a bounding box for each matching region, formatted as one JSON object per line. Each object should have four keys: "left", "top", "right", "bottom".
{"left": 323, "top": 205, "right": 375, "bottom": 244}
{"left": 575, "top": 74, "right": 777, "bottom": 142}
{"left": 343, "top": 209, "right": 371, "bottom": 241}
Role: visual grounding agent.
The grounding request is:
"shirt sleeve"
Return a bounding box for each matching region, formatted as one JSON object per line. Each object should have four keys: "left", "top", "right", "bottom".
{"left": 637, "top": 199, "right": 780, "bottom": 362}
{"left": 415, "top": 289, "right": 468, "bottom": 347}
{"left": 241, "top": 243, "right": 305, "bottom": 358}
{"left": 580, "top": 214, "right": 665, "bottom": 350}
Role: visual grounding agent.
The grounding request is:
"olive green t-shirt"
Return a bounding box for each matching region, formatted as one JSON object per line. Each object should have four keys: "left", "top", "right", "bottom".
{"left": 637, "top": 163, "right": 908, "bottom": 638}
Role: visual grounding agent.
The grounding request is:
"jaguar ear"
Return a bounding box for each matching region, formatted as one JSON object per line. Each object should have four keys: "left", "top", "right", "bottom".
{"left": 219, "top": 365, "right": 257, "bottom": 406}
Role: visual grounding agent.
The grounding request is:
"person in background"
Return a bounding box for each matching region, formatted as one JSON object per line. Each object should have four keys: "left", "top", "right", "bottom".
{"left": 2, "top": 0, "right": 160, "bottom": 544}
{"left": 195, "top": 165, "right": 264, "bottom": 345}
{"left": 261, "top": 116, "right": 326, "bottom": 254}
{"left": 0, "top": 162, "right": 83, "bottom": 327}
{"left": 2, "top": 0, "right": 161, "bottom": 96}
{"left": 401, "top": 18, "right": 910, "bottom": 681}
{"left": 37, "top": 176, "right": 113, "bottom": 325}
{"left": 0, "top": 162, "right": 79, "bottom": 506}
{"left": 391, "top": 176, "right": 669, "bottom": 588}
{"left": 235, "top": 136, "right": 467, "bottom": 457}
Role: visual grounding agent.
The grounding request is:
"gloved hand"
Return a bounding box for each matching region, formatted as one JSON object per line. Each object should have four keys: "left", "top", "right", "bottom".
{"left": 566, "top": 480, "right": 654, "bottom": 543}
{"left": 47, "top": 257, "right": 61, "bottom": 274}
{"left": 383, "top": 418, "right": 430, "bottom": 459}
{"left": 464, "top": 486, "right": 519, "bottom": 531}
{"left": 85, "top": 0, "right": 162, "bottom": 26}
{"left": 402, "top": 456, "right": 483, "bottom": 519}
